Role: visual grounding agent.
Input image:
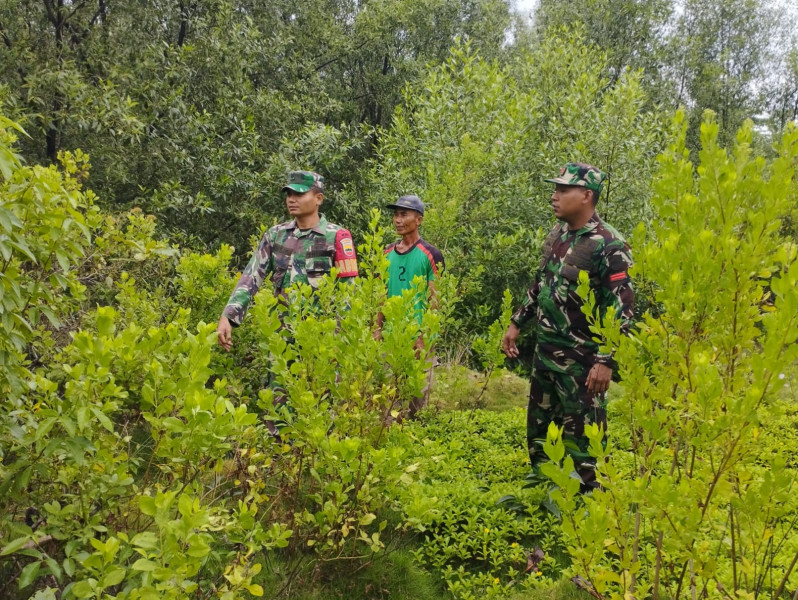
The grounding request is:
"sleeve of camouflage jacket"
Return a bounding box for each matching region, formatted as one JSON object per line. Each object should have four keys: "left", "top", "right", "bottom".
{"left": 222, "top": 230, "right": 274, "bottom": 327}
{"left": 510, "top": 270, "right": 541, "bottom": 328}
{"left": 593, "top": 240, "right": 634, "bottom": 366}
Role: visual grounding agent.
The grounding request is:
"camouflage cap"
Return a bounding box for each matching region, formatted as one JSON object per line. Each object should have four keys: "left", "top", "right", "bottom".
{"left": 544, "top": 163, "right": 608, "bottom": 194}
{"left": 282, "top": 171, "right": 324, "bottom": 193}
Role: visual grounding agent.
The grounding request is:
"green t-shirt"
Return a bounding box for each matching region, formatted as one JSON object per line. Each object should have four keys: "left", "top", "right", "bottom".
{"left": 384, "top": 239, "right": 445, "bottom": 319}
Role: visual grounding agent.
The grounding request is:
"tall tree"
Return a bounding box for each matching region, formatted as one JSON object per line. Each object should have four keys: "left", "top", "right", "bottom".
{"left": 533, "top": 0, "right": 673, "bottom": 98}
{"left": 764, "top": 31, "right": 798, "bottom": 135}
{"left": 0, "top": 0, "right": 513, "bottom": 250}
{"left": 668, "top": 0, "right": 776, "bottom": 148}
{"left": 358, "top": 32, "right": 668, "bottom": 335}
{"left": 532, "top": 0, "right": 793, "bottom": 150}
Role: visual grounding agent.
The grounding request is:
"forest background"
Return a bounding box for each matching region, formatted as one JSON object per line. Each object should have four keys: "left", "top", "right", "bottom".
{"left": 1, "top": 0, "right": 798, "bottom": 599}
{"left": 1, "top": 0, "right": 797, "bottom": 336}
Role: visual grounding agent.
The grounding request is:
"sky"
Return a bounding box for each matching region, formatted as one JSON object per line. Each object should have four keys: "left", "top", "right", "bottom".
{"left": 510, "top": 0, "right": 798, "bottom": 25}
{"left": 512, "top": 0, "right": 537, "bottom": 21}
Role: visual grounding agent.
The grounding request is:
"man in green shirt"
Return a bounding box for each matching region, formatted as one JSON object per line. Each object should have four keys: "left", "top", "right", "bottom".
{"left": 382, "top": 194, "right": 445, "bottom": 416}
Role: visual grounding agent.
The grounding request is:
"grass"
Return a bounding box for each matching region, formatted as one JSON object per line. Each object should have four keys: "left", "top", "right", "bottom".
{"left": 429, "top": 365, "right": 529, "bottom": 412}
{"left": 258, "top": 552, "right": 594, "bottom": 600}
{"left": 506, "top": 577, "right": 595, "bottom": 600}
{"left": 258, "top": 550, "right": 445, "bottom": 600}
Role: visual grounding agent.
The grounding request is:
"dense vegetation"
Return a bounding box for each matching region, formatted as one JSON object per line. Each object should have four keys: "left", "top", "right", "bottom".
{"left": 1, "top": 0, "right": 796, "bottom": 336}
{"left": 1, "top": 0, "right": 798, "bottom": 599}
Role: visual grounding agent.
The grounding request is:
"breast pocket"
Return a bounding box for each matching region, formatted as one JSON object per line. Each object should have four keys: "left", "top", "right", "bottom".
{"left": 306, "top": 257, "right": 333, "bottom": 289}
{"left": 560, "top": 263, "right": 582, "bottom": 283}
{"left": 274, "top": 252, "right": 291, "bottom": 270}
{"left": 560, "top": 261, "right": 600, "bottom": 305}
{"left": 271, "top": 249, "right": 292, "bottom": 294}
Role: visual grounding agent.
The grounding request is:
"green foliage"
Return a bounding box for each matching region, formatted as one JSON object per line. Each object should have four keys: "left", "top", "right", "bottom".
{"left": 0, "top": 114, "right": 98, "bottom": 400}
{"left": 505, "top": 577, "right": 594, "bottom": 600}
{"left": 533, "top": 0, "right": 798, "bottom": 151}
{"left": 0, "top": 113, "right": 452, "bottom": 599}
{"left": 430, "top": 366, "right": 528, "bottom": 412}
{"left": 360, "top": 33, "right": 667, "bottom": 338}
{"left": 468, "top": 290, "right": 514, "bottom": 412}
{"left": 0, "top": 0, "right": 513, "bottom": 250}
{"left": 541, "top": 111, "right": 798, "bottom": 599}
{"left": 766, "top": 40, "right": 798, "bottom": 135}
{"left": 667, "top": 0, "right": 779, "bottom": 150}
{"left": 533, "top": 0, "right": 673, "bottom": 97}
{"left": 398, "top": 409, "right": 565, "bottom": 599}
{"left": 237, "top": 217, "right": 441, "bottom": 569}
{"left": 255, "top": 549, "right": 444, "bottom": 600}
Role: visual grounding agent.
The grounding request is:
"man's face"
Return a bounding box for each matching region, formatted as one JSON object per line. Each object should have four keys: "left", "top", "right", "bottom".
{"left": 285, "top": 189, "right": 323, "bottom": 219}
{"left": 392, "top": 208, "right": 422, "bottom": 235}
{"left": 550, "top": 184, "right": 591, "bottom": 221}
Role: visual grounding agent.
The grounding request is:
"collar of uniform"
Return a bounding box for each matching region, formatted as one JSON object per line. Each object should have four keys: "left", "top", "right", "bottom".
{"left": 287, "top": 214, "right": 328, "bottom": 237}
{"left": 568, "top": 212, "right": 600, "bottom": 237}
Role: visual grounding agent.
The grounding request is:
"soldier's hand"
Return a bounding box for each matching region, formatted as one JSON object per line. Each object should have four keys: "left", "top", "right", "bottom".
{"left": 217, "top": 316, "right": 233, "bottom": 352}
{"left": 502, "top": 323, "right": 521, "bottom": 358}
{"left": 586, "top": 363, "right": 612, "bottom": 394}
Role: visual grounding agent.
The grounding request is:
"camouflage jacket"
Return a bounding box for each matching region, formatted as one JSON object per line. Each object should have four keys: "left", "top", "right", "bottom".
{"left": 222, "top": 215, "right": 358, "bottom": 326}
{"left": 511, "top": 213, "right": 634, "bottom": 375}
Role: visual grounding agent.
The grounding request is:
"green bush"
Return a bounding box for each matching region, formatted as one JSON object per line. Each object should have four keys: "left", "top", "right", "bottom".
{"left": 0, "top": 114, "right": 453, "bottom": 599}
{"left": 397, "top": 409, "right": 565, "bottom": 600}
{"left": 541, "top": 111, "right": 798, "bottom": 599}
{"left": 0, "top": 116, "right": 98, "bottom": 400}
{"left": 352, "top": 30, "right": 667, "bottom": 340}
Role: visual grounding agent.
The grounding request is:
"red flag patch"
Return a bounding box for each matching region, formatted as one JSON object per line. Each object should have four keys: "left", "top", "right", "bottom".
{"left": 609, "top": 271, "right": 627, "bottom": 282}
{"left": 334, "top": 229, "right": 358, "bottom": 277}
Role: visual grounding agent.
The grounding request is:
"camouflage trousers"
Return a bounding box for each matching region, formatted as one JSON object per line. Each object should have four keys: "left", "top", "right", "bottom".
{"left": 265, "top": 371, "right": 291, "bottom": 438}
{"left": 527, "top": 367, "right": 607, "bottom": 488}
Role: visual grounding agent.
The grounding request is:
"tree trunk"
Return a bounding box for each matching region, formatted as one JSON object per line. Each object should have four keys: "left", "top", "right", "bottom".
{"left": 43, "top": 0, "right": 66, "bottom": 162}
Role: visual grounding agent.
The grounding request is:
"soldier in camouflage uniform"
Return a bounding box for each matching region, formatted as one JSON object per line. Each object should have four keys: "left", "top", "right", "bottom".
{"left": 217, "top": 171, "right": 358, "bottom": 434}
{"left": 502, "top": 163, "right": 634, "bottom": 489}
{"left": 217, "top": 170, "right": 358, "bottom": 348}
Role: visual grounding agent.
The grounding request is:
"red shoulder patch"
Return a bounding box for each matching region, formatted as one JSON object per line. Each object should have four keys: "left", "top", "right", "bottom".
{"left": 334, "top": 229, "right": 358, "bottom": 277}
{"left": 609, "top": 271, "right": 627, "bottom": 282}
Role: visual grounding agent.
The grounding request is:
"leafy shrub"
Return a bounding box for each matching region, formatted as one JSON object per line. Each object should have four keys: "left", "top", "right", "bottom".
{"left": 0, "top": 114, "right": 451, "bottom": 599}
{"left": 0, "top": 115, "right": 99, "bottom": 400}
{"left": 398, "top": 409, "right": 566, "bottom": 599}
{"left": 541, "top": 111, "right": 798, "bottom": 599}
{"left": 353, "top": 30, "right": 668, "bottom": 339}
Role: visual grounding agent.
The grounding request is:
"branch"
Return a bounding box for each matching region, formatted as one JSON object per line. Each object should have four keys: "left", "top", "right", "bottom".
{"left": 314, "top": 39, "right": 370, "bottom": 73}
{"left": 63, "top": 0, "right": 109, "bottom": 50}
{"left": 177, "top": 0, "right": 188, "bottom": 47}
{"left": 0, "top": 21, "right": 13, "bottom": 49}
{"left": 65, "top": 0, "right": 90, "bottom": 23}
{"left": 22, "top": 535, "right": 54, "bottom": 550}
{"left": 90, "top": 0, "right": 107, "bottom": 27}
{"left": 41, "top": 0, "right": 58, "bottom": 26}
{"left": 773, "top": 549, "right": 798, "bottom": 600}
